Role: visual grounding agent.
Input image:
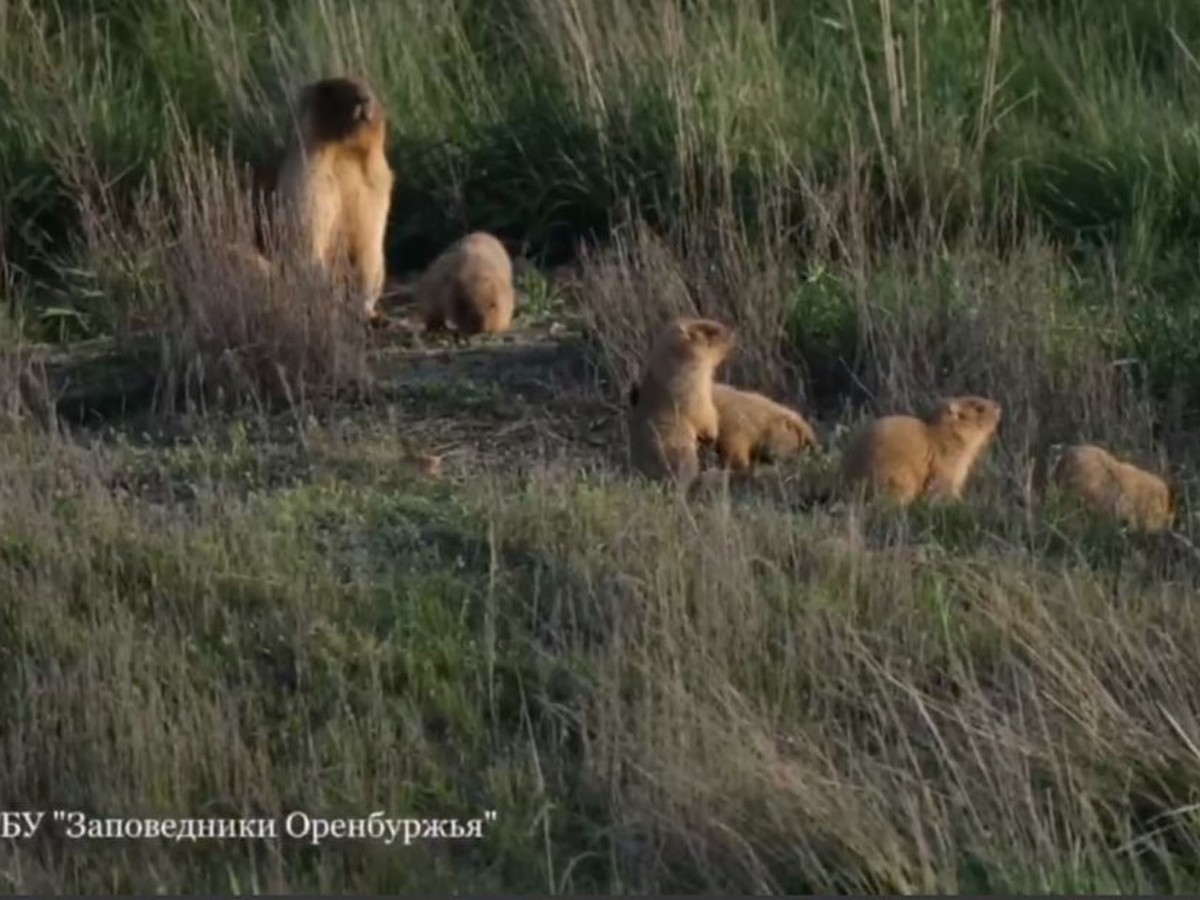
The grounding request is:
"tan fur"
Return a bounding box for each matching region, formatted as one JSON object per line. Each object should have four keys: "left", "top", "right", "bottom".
{"left": 710, "top": 383, "right": 819, "bottom": 473}
{"left": 276, "top": 76, "right": 394, "bottom": 321}
{"left": 418, "top": 232, "right": 516, "bottom": 336}
{"left": 841, "top": 395, "right": 1003, "bottom": 505}
{"left": 628, "top": 318, "right": 734, "bottom": 488}
{"left": 1052, "top": 444, "right": 1175, "bottom": 532}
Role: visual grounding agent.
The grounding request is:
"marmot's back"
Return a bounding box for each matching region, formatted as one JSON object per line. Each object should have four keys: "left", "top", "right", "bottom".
{"left": 842, "top": 396, "right": 1002, "bottom": 504}
{"left": 1053, "top": 444, "right": 1174, "bottom": 532}
{"left": 710, "top": 384, "right": 818, "bottom": 470}
{"left": 842, "top": 415, "right": 934, "bottom": 503}
{"left": 419, "top": 232, "right": 515, "bottom": 335}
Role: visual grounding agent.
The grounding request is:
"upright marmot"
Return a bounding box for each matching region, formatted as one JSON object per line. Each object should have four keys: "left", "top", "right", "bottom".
{"left": 417, "top": 232, "right": 516, "bottom": 337}
{"left": 628, "top": 317, "right": 734, "bottom": 488}
{"left": 1051, "top": 443, "right": 1176, "bottom": 532}
{"left": 276, "top": 76, "right": 394, "bottom": 322}
{"left": 841, "top": 395, "right": 1003, "bottom": 505}
{"left": 710, "top": 384, "right": 819, "bottom": 473}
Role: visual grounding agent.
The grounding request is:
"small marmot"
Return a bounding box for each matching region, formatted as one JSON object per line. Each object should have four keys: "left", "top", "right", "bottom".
{"left": 841, "top": 395, "right": 1003, "bottom": 505}
{"left": 417, "top": 232, "right": 516, "bottom": 337}
{"left": 628, "top": 317, "right": 734, "bottom": 488}
{"left": 276, "top": 76, "right": 394, "bottom": 322}
{"left": 709, "top": 383, "right": 820, "bottom": 473}
{"left": 1051, "top": 443, "right": 1176, "bottom": 533}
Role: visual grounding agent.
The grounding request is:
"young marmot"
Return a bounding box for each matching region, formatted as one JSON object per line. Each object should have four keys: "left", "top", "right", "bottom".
{"left": 417, "top": 232, "right": 516, "bottom": 337}
{"left": 276, "top": 76, "right": 394, "bottom": 322}
{"left": 1051, "top": 443, "right": 1176, "bottom": 533}
{"left": 709, "top": 383, "right": 820, "bottom": 473}
{"left": 841, "top": 395, "right": 1003, "bottom": 505}
{"left": 628, "top": 317, "right": 734, "bottom": 488}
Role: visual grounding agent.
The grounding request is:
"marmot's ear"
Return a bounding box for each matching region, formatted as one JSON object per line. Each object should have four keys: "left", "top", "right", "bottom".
{"left": 694, "top": 320, "right": 730, "bottom": 343}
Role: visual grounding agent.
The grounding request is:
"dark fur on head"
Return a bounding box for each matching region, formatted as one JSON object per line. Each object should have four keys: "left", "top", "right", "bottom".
{"left": 926, "top": 395, "right": 1002, "bottom": 431}
{"left": 298, "top": 77, "right": 383, "bottom": 146}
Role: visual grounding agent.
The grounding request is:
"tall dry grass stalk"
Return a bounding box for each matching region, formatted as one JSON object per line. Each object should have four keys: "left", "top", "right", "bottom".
{"left": 576, "top": 187, "right": 800, "bottom": 408}
{"left": 577, "top": 164, "right": 1158, "bottom": 496}
{"left": 74, "top": 136, "right": 371, "bottom": 413}
{"left": 161, "top": 143, "right": 372, "bottom": 412}
{"left": 975, "top": 0, "right": 1006, "bottom": 162}
{"left": 483, "top": 467, "right": 1200, "bottom": 893}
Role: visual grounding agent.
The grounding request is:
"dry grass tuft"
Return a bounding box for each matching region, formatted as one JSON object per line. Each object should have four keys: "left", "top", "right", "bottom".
{"left": 72, "top": 139, "right": 371, "bottom": 413}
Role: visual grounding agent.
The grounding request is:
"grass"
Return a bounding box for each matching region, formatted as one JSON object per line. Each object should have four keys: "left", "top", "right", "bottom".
{"left": 6, "top": 0, "right": 1200, "bottom": 893}
{"left": 4, "top": 415, "right": 1200, "bottom": 893}
{"left": 5, "top": 0, "right": 1200, "bottom": 383}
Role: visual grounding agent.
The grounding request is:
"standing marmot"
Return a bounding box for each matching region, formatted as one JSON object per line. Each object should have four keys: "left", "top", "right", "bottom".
{"left": 1051, "top": 444, "right": 1176, "bottom": 532}
{"left": 628, "top": 317, "right": 734, "bottom": 488}
{"left": 841, "top": 395, "right": 1003, "bottom": 505}
{"left": 417, "top": 232, "right": 516, "bottom": 337}
{"left": 276, "top": 76, "right": 394, "bottom": 322}
{"left": 709, "top": 384, "right": 819, "bottom": 473}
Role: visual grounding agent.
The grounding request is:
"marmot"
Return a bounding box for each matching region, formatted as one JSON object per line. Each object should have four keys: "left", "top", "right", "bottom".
{"left": 1051, "top": 443, "right": 1176, "bottom": 532}
{"left": 841, "top": 395, "right": 1003, "bottom": 505}
{"left": 628, "top": 317, "right": 734, "bottom": 488}
{"left": 709, "top": 383, "right": 820, "bottom": 473}
{"left": 276, "top": 76, "right": 394, "bottom": 322}
{"left": 417, "top": 232, "right": 516, "bottom": 336}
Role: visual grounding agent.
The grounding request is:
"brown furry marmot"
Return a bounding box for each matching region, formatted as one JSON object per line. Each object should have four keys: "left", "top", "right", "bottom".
{"left": 417, "top": 232, "right": 516, "bottom": 337}
{"left": 1051, "top": 443, "right": 1176, "bottom": 532}
{"left": 709, "top": 383, "right": 819, "bottom": 472}
{"left": 276, "top": 76, "right": 394, "bottom": 322}
{"left": 628, "top": 317, "right": 734, "bottom": 488}
{"left": 841, "top": 395, "right": 1003, "bottom": 505}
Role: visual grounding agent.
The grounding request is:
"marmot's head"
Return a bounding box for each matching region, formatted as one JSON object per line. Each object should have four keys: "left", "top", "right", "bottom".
{"left": 1117, "top": 460, "right": 1179, "bottom": 533}
{"left": 787, "top": 414, "right": 821, "bottom": 452}
{"left": 655, "top": 317, "right": 734, "bottom": 370}
{"left": 297, "top": 76, "right": 384, "bottom": 146}
{"left": 927, "top": 395, "right": 1002, "bottom": 440}
{"left": 763, "top": 412, "right": 821, "bottom": 460}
